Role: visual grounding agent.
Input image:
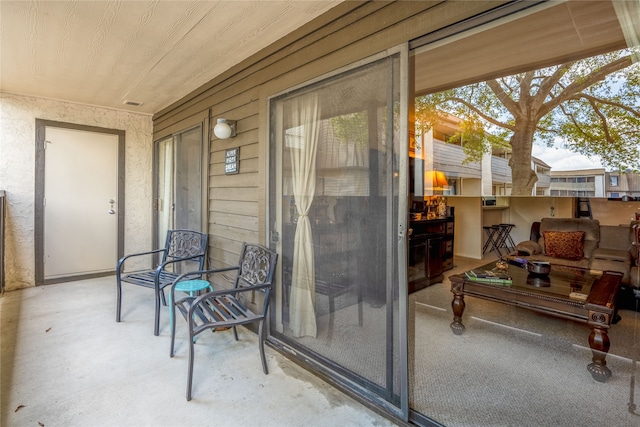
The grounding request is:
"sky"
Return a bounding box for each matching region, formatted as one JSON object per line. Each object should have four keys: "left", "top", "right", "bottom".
{"left": 531, "top": 142, "right": 605, "bottom": 171}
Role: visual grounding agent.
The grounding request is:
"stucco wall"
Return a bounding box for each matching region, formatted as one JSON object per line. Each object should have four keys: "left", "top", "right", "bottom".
{"left": 0, "top": 93, "right": 153, "bottom": 290}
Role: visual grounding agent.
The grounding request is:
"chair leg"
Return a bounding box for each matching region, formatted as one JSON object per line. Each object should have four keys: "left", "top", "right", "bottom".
{"left": 170, "top": 297, "right": 176, "bottom": 358}
{"left": 116, "top": 279, "right": 122, "bottom": 322}
{"left": 187, "top": 331, "right": 195, "bottom": 401}
{"left": 258, "top": 320, "right": 268, "bottom": 375}
{"left": 232, "top": 326, "right": 239, "bottom": 341}
{"left": 154, "top": 290, "right": 161, "bottom": 336}
{"left": 169, "top": 290, "right": 175, "bottom": 333}
{"left": 160, "top": 289, "right": 167, "bottom": 306}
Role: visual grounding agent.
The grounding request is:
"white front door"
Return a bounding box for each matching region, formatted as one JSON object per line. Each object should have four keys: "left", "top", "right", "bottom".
{"left": 44, "top": 126, "right": 119, "bottom": 279}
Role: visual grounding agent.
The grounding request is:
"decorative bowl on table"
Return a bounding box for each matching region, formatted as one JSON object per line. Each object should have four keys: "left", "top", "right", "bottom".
{"left": 527, "top": 261, "right": 551, "bottom": 276}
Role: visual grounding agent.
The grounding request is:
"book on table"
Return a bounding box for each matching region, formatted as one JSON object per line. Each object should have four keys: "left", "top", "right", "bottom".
{"left": 506, "top": 255, "right": 528, "bottom": 268}
{"left": 464, "top": 268, "right": 512, "bottom": 285}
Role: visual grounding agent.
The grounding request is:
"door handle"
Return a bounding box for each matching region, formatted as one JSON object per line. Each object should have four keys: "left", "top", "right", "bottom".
{"left": 108, "top": 199, "right": 116, "bottom": 214}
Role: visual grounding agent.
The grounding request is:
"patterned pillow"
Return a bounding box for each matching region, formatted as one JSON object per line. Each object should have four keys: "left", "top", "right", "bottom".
{"left": 543, "top": 231, "right": 585, "bottom": 260}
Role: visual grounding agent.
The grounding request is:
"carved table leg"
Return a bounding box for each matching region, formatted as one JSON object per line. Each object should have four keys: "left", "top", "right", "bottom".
{"left": 587, "top": 325, "right": 612, "bottom": 382}
{"left": 450, "top": 291, "right": 466, "bottom": 335}
{"left": 612, "top": 307, "right": 621, "bottom": 325}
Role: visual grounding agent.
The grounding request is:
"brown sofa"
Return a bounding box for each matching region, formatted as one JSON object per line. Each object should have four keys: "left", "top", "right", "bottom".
{"left": 516, "top": 217, "right": 638, "bottom": 287}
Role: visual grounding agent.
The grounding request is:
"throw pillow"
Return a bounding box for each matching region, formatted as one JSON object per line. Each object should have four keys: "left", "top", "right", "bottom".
{"left": 543, "top": 231, "right": 585, "bottom": 260}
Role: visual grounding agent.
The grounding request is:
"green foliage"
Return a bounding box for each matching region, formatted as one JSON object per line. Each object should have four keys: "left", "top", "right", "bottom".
{"left": 330, "top": 111, "right": 369, "bottom": 146}
{"left": 416, "top": 47, "right": 640, "bottom": 174}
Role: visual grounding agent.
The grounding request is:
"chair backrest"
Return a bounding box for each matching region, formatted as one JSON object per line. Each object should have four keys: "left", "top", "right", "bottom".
{"left": 163, "top": 229, "right": 208, "bottom": 269}
{"left": 235, "top": 243, "right": 278, "bottom": 292}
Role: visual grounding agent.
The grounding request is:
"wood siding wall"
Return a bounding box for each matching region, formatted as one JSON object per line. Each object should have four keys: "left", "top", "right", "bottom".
{"left": 152, "top": 0, "right": 508, "bottom": 269}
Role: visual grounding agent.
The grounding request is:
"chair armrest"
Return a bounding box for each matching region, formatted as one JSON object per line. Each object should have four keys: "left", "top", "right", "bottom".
{"left": 143, "top": 254, "right": 214, "bottom": 289}
{"left": 158, "top": 253, "right": 210, "bottom": 272}
{"left": 515, "top": 240, "right": 542, "bottom": 256}
{"left": 186, "top": 284, "right": 272, "bottom": 317}
{"left": 171, "top": 266, "right": 239, "bottom": 283}
{"left": 530, "top": 221, "right": 541, "bottom": 242}
{"left": 169, "top": 266, "right": 240, "bottom": 298}
{"left": 117, "top": 248, "right": 167, "bottom": 273}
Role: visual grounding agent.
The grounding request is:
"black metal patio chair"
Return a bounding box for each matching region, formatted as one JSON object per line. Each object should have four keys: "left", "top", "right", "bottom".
{"left": 116, "top": 229, "right": 208, "bottom": 336}
{"left": 169, "top": 243, "right": 278, "bottom": 401}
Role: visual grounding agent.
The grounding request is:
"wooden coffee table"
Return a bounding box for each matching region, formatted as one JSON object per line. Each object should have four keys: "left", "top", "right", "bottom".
{"left": 449, "top": 262, "right": 622, "bottom": 382}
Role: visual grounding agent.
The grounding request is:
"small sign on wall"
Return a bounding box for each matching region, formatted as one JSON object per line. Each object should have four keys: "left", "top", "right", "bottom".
{"left": 225, "top": 147, "right": 239, "bottom": 175}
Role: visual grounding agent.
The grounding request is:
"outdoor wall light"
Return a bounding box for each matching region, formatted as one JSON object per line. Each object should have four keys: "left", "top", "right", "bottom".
{"left": 213, "top": 118, "right": 237, "bottom": 139}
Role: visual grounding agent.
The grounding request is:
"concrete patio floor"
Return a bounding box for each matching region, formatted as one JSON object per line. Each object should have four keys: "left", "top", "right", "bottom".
{"left": 1, "top": 276, "right": 399, "bottom": 427}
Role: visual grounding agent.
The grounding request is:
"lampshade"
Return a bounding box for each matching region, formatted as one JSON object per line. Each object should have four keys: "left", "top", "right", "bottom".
{"left": 424, "top": 170, "right": 448, "bottom": 190}
{"left": 213, "top": 118, "right": 237, "bottom": 139}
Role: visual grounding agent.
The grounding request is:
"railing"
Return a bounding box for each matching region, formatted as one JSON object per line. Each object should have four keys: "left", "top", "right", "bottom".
{"left": 491, "top": 156, "right": 511, "bottom": 183}
{"left": 433, "top": 141, "right": 481, "bottom": 179}
{"left": 536, "top": 173, "right": 551, "bottom": 188}
{"left": 0, "top": 190, "right": 5, "bottom": 294}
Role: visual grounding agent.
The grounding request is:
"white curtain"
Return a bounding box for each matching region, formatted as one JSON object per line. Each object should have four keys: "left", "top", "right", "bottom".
{"left": 158, "top": 138, "right": 175, "bottom": 246}
{"left": 289, "top": 93, "right": 321, "bottom": 338}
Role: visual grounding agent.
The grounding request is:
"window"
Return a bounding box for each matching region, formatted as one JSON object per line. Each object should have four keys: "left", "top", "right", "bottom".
{"left": 610, "top": 175, "right": 619, "bottom": 186}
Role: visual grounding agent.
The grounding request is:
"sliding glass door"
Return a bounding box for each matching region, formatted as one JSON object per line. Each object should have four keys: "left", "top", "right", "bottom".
{"left": 155, "top": 125, "right": 204, "bottom": 247}
{"left": 268, "top": 49, "right": 409, "bottom": 418}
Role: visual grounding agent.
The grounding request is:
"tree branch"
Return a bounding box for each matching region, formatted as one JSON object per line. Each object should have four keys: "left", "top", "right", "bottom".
{"left": 539, "top": 55, "right": 633, "bottom": 116}
{"left": 518, "top": 71, "right": 534, "bottom": 113}
{"left": 558, "top": 103, "right": 592, "bottom": 141}
{"left": 586, "top": 97, "right": 613, "bottom": 142}
{"left": 445, "top": 97, "right": 515, "bottom": 131}
{"left": 486, "top": 79, "right": 520, "bottom": 117}
{"left": 572, "top": 93, "right": 640, "bottom": 118}
{"left": 536, "top": 62, "right": 576, "bottom": 105}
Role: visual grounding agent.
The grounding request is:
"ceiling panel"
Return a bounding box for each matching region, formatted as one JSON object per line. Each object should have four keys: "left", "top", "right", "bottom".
{"left": 414, "top": 1, "right": 628, "bottom": 96}
{"left": 0, "top": 0, "right": 342, "bottom": 114}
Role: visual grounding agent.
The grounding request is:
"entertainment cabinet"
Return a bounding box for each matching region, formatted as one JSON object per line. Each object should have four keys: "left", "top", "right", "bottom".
{"left": 408, "top": 216, "right": 454, "bottom": 293}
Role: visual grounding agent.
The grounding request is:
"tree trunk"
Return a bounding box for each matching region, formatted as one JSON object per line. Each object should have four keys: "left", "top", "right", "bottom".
{"left": 509, "top": 124, "right": 538, "bottom": 196}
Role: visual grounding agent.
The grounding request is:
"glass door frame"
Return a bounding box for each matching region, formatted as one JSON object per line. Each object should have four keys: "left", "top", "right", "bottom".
{"left": 265, "top": 43, "right": 410, "bottom": 421}
{"left": 152, "top": 122, "right": 208, "bottom": 251}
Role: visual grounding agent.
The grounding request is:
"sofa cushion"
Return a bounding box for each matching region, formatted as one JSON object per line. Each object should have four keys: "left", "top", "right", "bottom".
{"left": 591, "top": 257, "right": 630, "bottom": 284}
{"left": 543, "top": 230, "right": 585, "bottom": 260}
{"left": 599, "top": 225, "right": 633, "bottom": 252}
{"left": 592, "top": 247, "right": 631, "bottom": 263}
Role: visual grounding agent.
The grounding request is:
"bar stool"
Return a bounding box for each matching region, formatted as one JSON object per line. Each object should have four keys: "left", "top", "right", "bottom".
{"left": 497, "top": 224, "right": 516, "bottom": 255}
{"left": 482, "top": 225, "right": 501, "bottom": 255}
{"left": 169, "top": 279, "right": 213, "bottom": 331}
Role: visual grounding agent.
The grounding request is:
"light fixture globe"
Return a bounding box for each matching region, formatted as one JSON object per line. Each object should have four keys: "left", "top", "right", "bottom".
{"left": 214, "top": 118, "right": 236, "bottom": 139}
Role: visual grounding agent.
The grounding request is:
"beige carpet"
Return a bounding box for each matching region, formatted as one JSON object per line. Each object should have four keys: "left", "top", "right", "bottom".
{"left": 410, "top": 266, "right": 640, "bottom": 427}
{"left": 281, "top": 255, "right": 640, "bottom": 426}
